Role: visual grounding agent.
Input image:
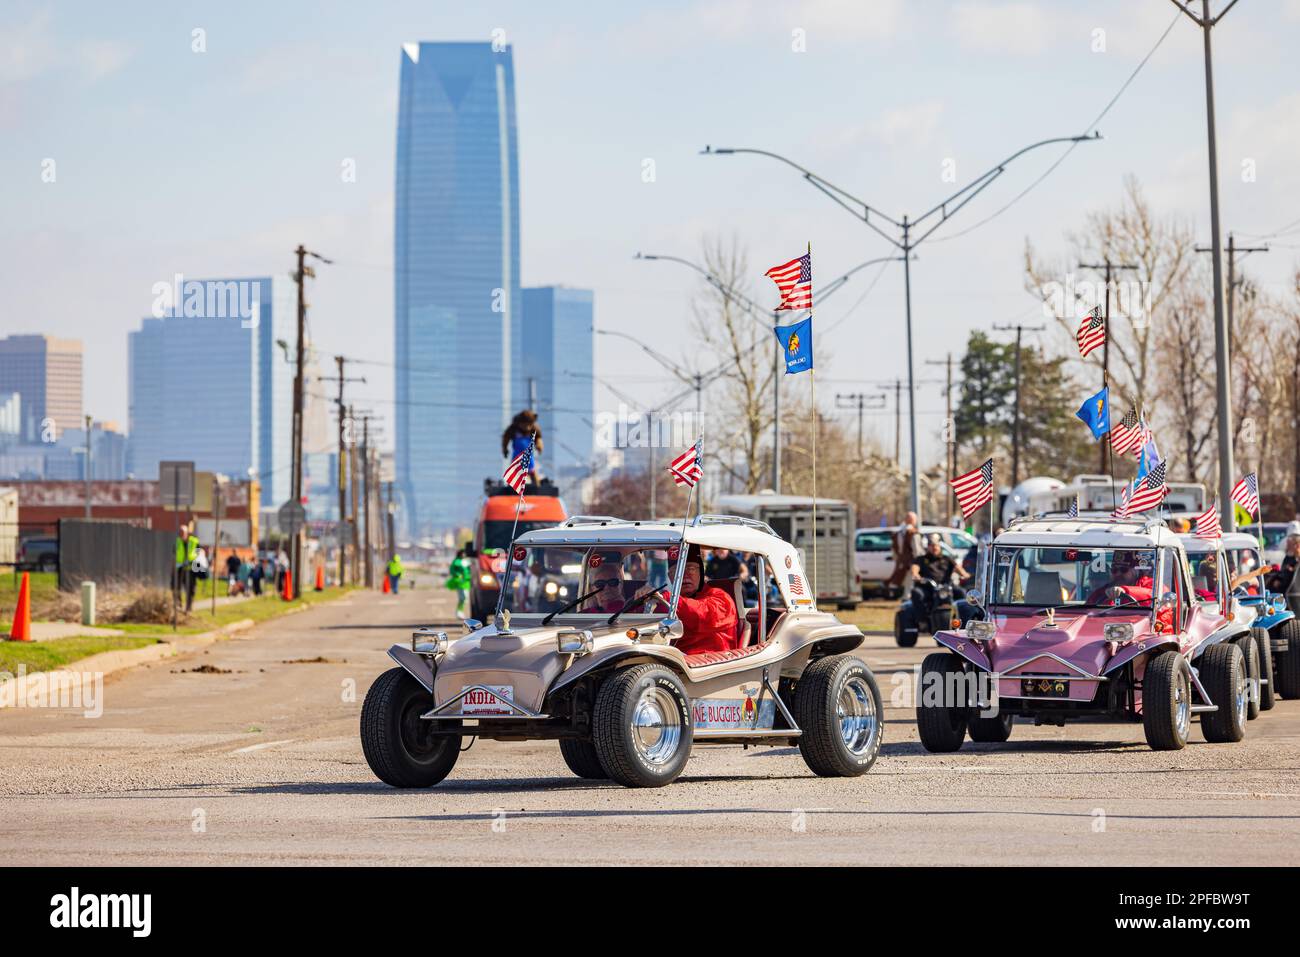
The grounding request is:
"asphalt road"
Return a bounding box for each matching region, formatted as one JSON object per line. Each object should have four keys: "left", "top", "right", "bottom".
{"left": 3, "top": 583, "right": 1299, "bottom": 866}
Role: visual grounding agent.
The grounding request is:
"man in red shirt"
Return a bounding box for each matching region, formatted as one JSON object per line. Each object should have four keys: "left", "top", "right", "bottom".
{"left": 671, "top": 545, "right": 740, "bottom": 656}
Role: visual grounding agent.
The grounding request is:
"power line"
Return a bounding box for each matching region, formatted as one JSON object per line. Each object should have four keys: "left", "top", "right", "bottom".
{"left": 929, "top": 8, "right": 1182, "bottom": 245}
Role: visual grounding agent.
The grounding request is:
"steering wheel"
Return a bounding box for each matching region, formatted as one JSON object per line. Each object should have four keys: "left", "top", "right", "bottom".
{"left": 1106, "top": 586, "right": 1139, "bottom": 607}
{"left": 637, "top": 591, "right": 672, "bottom": 614}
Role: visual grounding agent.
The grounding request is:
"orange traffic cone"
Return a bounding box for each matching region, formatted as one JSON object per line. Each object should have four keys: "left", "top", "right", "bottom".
{"left": 8, "top": 571, "right": 32, "bottom": 642}
{"left": 315, "top": 564, "right": 325, "bottom": 591}
{"left": 282, "top": 568, "right": 293, "bottom": 601}
{"left": 382, "top": 574, "right": 391, "bottom": 594}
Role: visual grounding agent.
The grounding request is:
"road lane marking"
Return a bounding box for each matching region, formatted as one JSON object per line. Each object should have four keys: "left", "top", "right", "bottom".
{"left": 230, "top": 739, "right": 295, "bottom": 754}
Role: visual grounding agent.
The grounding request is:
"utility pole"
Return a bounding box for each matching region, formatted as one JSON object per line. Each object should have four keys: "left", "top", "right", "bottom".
{"left": 834, "top": 393, "right": 886, "bottom": 458}
{"left": 348, "top": 403, "right": 360, "bottom": 585}
{"left": 1171, "top": 0, "right": 1243, "bottom": 529}
{"left": 1196, "top": 231, "right": 1269, "bottom": 470}
{"left": 1078, "top": 258, "right": 1139, "bottom": 473}
{"left": 321, "top": 356, "right": 365, "bottom": 586}
{"left": 385, "top": 481, "right": 396, "bottom": 563}
{"left": 992, "top": 322, "right": 1045, "bottom": 487}
{"left": 289, "top": 244, "right": 331, "bottom": 598}
{"left": 83, "top": 413, "right": 93, "bottom": 519}
{"left": 361, "top": 416, "right": 373, "bottom": 588}
{"left": 925, "top": 355, "right": 957, "bottom": 520}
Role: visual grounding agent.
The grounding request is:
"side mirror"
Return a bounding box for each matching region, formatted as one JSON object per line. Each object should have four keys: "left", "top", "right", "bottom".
{"left": 965, "top": 589, "right": 983, "bottom": 607}
{"left": 658, "top": 617, "right": 684, "bottom": 641}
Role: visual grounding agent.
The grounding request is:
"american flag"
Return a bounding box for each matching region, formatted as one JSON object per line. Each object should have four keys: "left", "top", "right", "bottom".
{"left": 1076, "top": 306, "right": 1106, "bottom": 358}
{"left": 667, "top": 439, "right": 703, "bottom": 488}
{"left": 1111, "top": 483, "right": 1131, "bottom": 520}
{"left": 950, "top": 458, "right": 994, "bottom": 518}
{"left": 501, "top": 435, "right": 534, "bottom": 496}
{"left": 764, "top": 252, "right": 812, "bottom": 311}
{"left": 1195, "top": 499, "right": 1222, "bottom": 539}
{"left": 1111, "top": 407, "right": 1147, "bottom": 457}
{"left": 1230, "top": 472, "right": 1260, "bottom": 517}
{"left": 1126, "top": 461, "right": 1169, "bottom": 514}
{"left": 1067, "top": 494, "right": 1079, "bottom": 519}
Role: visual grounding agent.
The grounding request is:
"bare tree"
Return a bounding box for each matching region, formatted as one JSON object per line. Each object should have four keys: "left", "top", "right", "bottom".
{"left": 1025, "top": 177, "right": 1197, "bottom": 415}
{"left": 689, "top": 235, "right": 776, "bottom": 493}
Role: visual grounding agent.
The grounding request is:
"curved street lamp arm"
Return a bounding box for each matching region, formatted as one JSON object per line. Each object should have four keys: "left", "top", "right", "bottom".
{"left": 702, "top": 145, "right": 905, "bottom": 230}
{"left": 911, "top": 133, "right": 1102, "bottom": 231}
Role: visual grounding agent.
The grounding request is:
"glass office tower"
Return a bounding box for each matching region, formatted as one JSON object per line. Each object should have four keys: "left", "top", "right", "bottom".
{"left": 521, "top": 286, "right": 594, "bottom": 485}
{"left": 395, "top": 41, "right": 522, "bottom": 536}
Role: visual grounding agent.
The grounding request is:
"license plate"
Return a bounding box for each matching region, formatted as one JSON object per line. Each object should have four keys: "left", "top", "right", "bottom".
{"left": 1022, "top": 678, "right": 1070, "bottom": 698}
{"left": 460, "top": 685, "right": 514, "bottom": 715}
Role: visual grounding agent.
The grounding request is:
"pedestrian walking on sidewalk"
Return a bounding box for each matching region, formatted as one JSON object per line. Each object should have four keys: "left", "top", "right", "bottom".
{"left": 386, "top": 554, "right": 404, "bottom": 594}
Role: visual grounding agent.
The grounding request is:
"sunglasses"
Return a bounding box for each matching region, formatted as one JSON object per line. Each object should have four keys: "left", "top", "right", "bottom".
{"left": 594, "top": 578, "right": 622, "bottom": 588}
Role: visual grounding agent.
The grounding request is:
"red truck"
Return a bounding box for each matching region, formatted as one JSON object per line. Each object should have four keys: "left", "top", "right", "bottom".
{"left": 467, "top": 478, "right": 568, "bottom": 621}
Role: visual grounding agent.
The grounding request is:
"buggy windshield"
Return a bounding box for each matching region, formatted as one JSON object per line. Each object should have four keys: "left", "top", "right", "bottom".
{"left": 494, "top": 543, "right": 684, "bottom": 619}
{"left": 989, "top": 546, "right": 1159, "bottom": 608}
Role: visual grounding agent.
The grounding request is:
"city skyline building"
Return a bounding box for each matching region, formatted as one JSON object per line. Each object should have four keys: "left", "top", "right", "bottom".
{"left": 126, "top": 276, "right": 295, "bottom": 507}
{"left": 0, "top": 334, "right": 83, "bottom": 442}
{"left": 394, "top": 40, "right": 522, "bottom": 534}
{"left": 521, "top": 286, "right": 594, "bottom": 484}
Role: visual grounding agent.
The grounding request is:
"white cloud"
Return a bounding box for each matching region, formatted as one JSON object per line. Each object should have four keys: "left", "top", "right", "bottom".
{"left": 951, "top": 1, "right": 1058, "bottom": 56}
{"left": 76, "top": 39, "right": 133, "bottom": 81}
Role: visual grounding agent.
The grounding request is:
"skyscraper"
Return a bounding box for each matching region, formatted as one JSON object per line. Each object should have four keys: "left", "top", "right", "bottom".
{"left": 0, "top": 335, "right": 83, "bottom": 441}
{"left": 395, "top": 41, "right": 521, "bottom": 534}
{"left": 521, "top": 286, "right": 594, "bottom": 483}
{"left": 127, "top": 276, "right": 294, "bottom": 508}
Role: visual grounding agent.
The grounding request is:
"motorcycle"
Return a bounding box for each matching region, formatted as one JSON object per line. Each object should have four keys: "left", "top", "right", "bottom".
{"left": 893, "top": 577, "right": 978, "bottom": 648}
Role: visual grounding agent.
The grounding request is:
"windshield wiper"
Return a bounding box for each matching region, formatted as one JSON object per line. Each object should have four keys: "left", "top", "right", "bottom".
{"left": 542, "top": 587, "right": 603, "bottom": 625}
{"left": 607, "top": 585, "right": 668, "bottom": 627}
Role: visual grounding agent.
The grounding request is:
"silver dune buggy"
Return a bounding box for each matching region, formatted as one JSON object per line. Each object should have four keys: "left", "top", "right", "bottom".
{"left": 360, "top": 514, "right": 883, "bottom": 788}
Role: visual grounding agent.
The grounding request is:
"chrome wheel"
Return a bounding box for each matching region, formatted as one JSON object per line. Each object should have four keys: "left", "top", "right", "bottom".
{"left": 1174, "top": 677, "right": 1190, "bottom": 741}
{"left": 837, "top": 675, "right": 879, "bottom": 756}
{"left": 1234, "top": 667, "right": 1247, "bottom": 728}
{"left": 631, "top": 686, "right": 683, "bottom": 766}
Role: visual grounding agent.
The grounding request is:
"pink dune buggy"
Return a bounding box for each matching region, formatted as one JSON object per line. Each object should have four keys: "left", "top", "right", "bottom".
{"left": 916, "top": 514, "right": 1252, "bottom": 752}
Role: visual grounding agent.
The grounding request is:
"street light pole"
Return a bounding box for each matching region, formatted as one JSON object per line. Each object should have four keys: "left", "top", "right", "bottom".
{"left": 1170, "top": 0, "right": 1242, "bottom": 529}
{"left": 702, "top": 132, "right": 1100, "bottom": 522}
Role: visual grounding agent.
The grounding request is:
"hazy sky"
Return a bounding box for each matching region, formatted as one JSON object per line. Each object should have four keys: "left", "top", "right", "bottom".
{"left": 3, "top": 0, "right": 1298, "bottom": 465}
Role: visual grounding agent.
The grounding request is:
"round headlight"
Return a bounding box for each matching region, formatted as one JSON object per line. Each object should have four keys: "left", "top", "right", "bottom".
{"left": 479, "top": 572, "right": 494, "bottom": 586}
{"left": 544, "top": 580, "right": 559, "bottom": 596}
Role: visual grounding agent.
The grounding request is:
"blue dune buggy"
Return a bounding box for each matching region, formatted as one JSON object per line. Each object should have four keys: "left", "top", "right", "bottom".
{"left": 1222, "top": 532, "right": 1300, "bottom": 707}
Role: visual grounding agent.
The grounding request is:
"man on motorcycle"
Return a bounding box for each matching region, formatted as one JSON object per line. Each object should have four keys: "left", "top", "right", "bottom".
{"left": 910, "top": 535, "right": 969, "bottom": 600}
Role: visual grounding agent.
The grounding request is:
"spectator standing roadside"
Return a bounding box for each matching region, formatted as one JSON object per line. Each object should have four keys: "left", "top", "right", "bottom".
{"left": 889, "top": 512, "right": 923, "bottom": 597}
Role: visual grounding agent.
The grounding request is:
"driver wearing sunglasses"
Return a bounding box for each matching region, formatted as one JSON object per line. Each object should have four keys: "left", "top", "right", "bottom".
{"left": 587, "top": 564, "right": 628, "bottom": 614}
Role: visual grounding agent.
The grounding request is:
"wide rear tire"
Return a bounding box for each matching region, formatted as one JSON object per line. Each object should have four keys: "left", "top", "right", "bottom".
{"left": 559, "top": 738, "right": 607, "bottom": 779}
{"left": 917, "top": 652, "right": 969, "bottom": 753}
{"left": 793, "top": 654, "right": 883, "bottom": 777}
{"left": 1200, "top": 642, "right": 1247, "bottom": 744}
{"left": 1254, "top": 627, "right": 1275, "bottom": 711}
{"left": 592, "top": 664, "right": 692, "bottom": 788}
{"left": 968, "top": 711, "right": 1014, "bottom": 743}
{"left": 1142, "top": 650, "right": 1190, "bottom": 751}
{"left": 360, "top": 667, "right": 461, "bottom": 787}
{"left": 1234, "top": 634, "right": 1261, "bottom": 721}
